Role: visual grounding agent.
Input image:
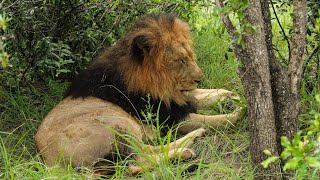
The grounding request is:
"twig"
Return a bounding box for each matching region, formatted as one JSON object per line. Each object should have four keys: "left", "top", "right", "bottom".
{"left": 270, "top": 0, "right": 291, "bottom": 63}
{"left": 65, "top": 1, "right": 89, "bottom": 14}
{"left": 0, "top": 34, "right": 14, "bottom": 40}
{"left": 215, "top": 1, "right": 238, "bottom": 46}
{"left": 0, "top": 0, "right": 6, "bottom": 9}
{"left": 272, "top": 45, "right": 286, "bottom": 64}
{"left": 302, "top": 44, "right": 320, "bottom": 77}
{"left": 215, "top": 0, "right": 247, "bottom": 60}
{"left": 2, "top": 0, "right": 19, "bottom": 10}
{"left": 316, "top": 54, "right": 320, "bottom": 81}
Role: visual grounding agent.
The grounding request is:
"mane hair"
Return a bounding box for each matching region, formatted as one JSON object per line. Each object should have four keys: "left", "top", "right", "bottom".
{"left": 66, "top": 14, "right": 197, "bottom": 128}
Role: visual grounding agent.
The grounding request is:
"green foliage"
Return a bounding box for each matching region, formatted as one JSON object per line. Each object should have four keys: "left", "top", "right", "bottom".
{"left": 0, "top": 79, "right": 69, "bottom": 179}
{"left": 262, "top": 94, "right": 320, "bottom": 179}
{"left": 193, "top": 17, "right": 243, "bottom": 96}
{"left": 2, "top": 0, "right": 141, "bottom": 85}
{"left": 270, "top": 2, "right": 292, "bottom": 64}
{"left": 0, "top": 41, "right": 10, "bottom": 68}
{"left": 0, "top": 13, "right": 11, "bottom": 31}
{"left": 215, "top": 0, "right": 256, "bottom": 48}
{"left": 1, "top": 0, "right": 208, "bottom": 88}
{"left": 36, "top": 40, "right": 75, "bottom": 78}
{"left": 0, "top": 13, "right": 11, "bottom": 68}
{"left": 303, "top": 4, "right": 320, "bottom": 92}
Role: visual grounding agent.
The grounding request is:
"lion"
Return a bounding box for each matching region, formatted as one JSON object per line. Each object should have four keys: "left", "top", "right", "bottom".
{"left": 35, "top": 14, "right": 241, "bottom": 175}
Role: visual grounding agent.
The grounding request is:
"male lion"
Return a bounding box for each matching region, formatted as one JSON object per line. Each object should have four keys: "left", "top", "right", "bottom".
{"left": 35, "top": 14, "right": 241, "bottom": 175}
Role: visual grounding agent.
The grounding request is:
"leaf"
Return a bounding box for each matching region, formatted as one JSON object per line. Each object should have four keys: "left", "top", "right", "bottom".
{"left": 57, "top": 69, "right": 70, "bottom": 73}
{"left": 315, "top": 94, "right": 320, "bottom": 103}
{"left": 292, "top": 132, "right": 302, "bottom": 146}
{"left": 261, "top": 156, "right": 279, "bottom": 168}
{"left": 150, "top": 0, "right": 161, "bottom": 3}
{"left": 280, "top": 149, "right": 291, "bottom": 160}
{"left": 263, "top": 149, "right": 272, "bottom": 156}
{"left": 306, "top": 157, "right": 320, "bottom": 169}
{"left": 0, "top": 13, "right": 11, "bottom": 31}
{"left": 60, "top": 49, "right": 72, "bottom": 55}
{"left": 281, "top": 136, "right": 291, "bottom": 147}
{"left": 283, "top": 157, "right": 302, "bottom": 171}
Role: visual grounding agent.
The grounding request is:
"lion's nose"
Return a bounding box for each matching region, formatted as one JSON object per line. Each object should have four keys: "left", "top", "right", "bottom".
{"left": 191, "top": 61, "right": 203, "bottom": 84}
{"left": 194, "top": 71, "right": 203, "bottom": 84}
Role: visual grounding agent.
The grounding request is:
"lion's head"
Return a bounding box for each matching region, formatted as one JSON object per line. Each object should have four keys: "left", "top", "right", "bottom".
{"left": 69, "top": 14, "right": 203, "bottom": 109}
{"left": 116, "top": 14, "right": 203, "bottom": 106}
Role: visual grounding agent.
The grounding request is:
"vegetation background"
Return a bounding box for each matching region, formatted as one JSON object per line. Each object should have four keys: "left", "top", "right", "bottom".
{"left": 0, "top": 0, "right": 319, "bottom": 179}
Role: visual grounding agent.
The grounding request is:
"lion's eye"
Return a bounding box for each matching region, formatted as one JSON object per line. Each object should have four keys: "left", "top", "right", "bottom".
{"left": 180, "top": 59, "right": 186, "bottom": 65}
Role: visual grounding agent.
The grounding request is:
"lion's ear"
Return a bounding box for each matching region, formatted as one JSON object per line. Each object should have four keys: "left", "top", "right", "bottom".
{"left": 131, "top": 35, "right": 153, "bottom": 64}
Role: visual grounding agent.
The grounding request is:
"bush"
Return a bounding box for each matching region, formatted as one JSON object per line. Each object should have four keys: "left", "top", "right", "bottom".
{"left": 0, "top": 0, "right": 208, "bottom": 89}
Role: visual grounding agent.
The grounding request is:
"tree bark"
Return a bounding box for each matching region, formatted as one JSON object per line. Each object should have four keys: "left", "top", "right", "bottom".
{"left": 288, "top": 0, "right": 307, "bottom": 96}
{"left": 216, "top": 0, "right": 307, "bottom": 179}
{"left": 286, "top": 0, "right": 307, "bottom": 140}
{"left": 260, "top": 0, "right": 298, "bottom": 150}
{"left": 242, "top": 1, "right": 281, "bottom": 178}
{"left": 217, "top": 0, "right": 281, "bottom": 178}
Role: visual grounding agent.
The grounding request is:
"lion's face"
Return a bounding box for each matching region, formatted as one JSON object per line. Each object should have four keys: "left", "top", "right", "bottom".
{"left": 163, "top": 40, "right": 203, "bottom": 104}
{"left": 120, "top": 14, "right": 203, "bottom": 106}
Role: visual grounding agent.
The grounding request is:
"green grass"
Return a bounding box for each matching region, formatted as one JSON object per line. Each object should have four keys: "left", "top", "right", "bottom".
{"left": 0, "top": 16, "right": 252, "bottom": 180}
{"left": 194, "top": 25, "right": 242, "bottom": 93}
{"left": 0, "top": 80, "right": 77, "bottom": 179}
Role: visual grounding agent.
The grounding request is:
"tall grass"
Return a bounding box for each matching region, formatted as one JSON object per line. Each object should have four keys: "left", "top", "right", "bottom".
{"left": 0, "top": 81, "right": 75, "bottom": 179}
{"left": 194, "top": 23, "right": 242, "bottom": 93}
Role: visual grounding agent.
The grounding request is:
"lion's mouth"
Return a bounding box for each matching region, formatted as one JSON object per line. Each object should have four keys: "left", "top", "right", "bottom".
{"left": 181, "top": 89, "right": 196, "bottom": 96}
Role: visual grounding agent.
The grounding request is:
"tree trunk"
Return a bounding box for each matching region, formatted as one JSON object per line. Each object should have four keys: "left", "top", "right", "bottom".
{"left": 259, "top": 0, "right": 298, "bottom": 151}
{"left": 216, "top": 0, "right": 281, "bottom": 178}
{"left": 216, "top": 0, "right": 307, "bottom": 179}
{"left": 240, "top": 1, "right": 281, "bottom": 178}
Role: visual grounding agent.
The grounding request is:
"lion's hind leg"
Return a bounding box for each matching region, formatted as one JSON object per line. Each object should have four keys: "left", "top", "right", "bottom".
{"left": 128, "top": 128, "right": 205, "bottom": 175}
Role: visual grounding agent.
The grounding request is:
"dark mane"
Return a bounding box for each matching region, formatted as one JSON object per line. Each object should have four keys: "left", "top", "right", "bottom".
{"left": 65, "top": 14, "right": 197, "bottom": 128}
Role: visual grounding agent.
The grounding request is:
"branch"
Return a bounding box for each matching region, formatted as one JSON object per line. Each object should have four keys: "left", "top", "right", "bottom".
{"left": 317, "top": 54, "right": 320, "bottom": 81}
{"left": 215, "top": 1, "right": 237, "bottom": 43}
{"left": 2, "top": 0, "right": 21, "bottom": 10}
{"left": 287, "top": 0, "right": 307, "bottom": 95}
{"left": 270, "top": 0, "right": 291, "bottom": 63}
{"left": 215, "top": 0, "right": 246, "bottom": 55}
{"left": 0, "top": 34, "right": 14, "bottom": 40}
{"left": 0, "top": 0, "right": 6, "bottom": 9}
{"left": 302, "top": 44, "right": 320, "bottom": 77}
{"left": 272, "top": 45, "right": 287, "bottom": 64}
{"left": 65, "top": 1, "right": 89, "bottom": 14}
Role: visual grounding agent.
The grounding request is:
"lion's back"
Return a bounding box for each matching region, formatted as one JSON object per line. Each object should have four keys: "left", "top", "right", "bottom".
{"left": 35, "top": 96, "right": 146, "bottom": 166}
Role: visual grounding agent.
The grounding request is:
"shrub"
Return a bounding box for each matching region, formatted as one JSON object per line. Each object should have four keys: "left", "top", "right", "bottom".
{"left": 262, "top": 94, "right": 320, "bottom": 179}
{"left": 0, "top": 0, "right": 208, "bottom": 88}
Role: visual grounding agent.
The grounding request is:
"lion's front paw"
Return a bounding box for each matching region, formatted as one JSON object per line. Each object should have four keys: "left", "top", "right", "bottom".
{"left": 177, "top": 147, "right": 196, "bottom": 160}
{"left": 226, "top": 92, "right": 240, "bottom": 100}
{"left": 189, "top": 128, "right": 206, "bottom": 140}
